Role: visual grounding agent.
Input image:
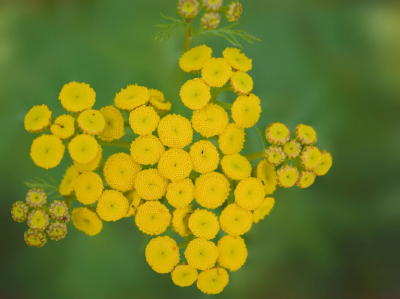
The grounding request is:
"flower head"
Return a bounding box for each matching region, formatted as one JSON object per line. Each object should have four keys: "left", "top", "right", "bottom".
{"left": 158, "top": 114, "right": 193, "bottom": 148}
{"left": 47, "top": 221, "right": 68, "bottom": 241}
{"left": 234, "top": 177, "right": 265, "bottom": 210}
{"left": 223, "top": 47, "right": 252, "bottom": 72}
{"left": 74, "top": 172, "right": 104, "bottom": 205}
{"left": 125, "top": 189, "right": 142, "bottom": 217}
{"left": 130, "top": 135, "right": 165, "bottom": 166}
{"left": 179, "top": 45, "right": 213, "bottom": 73}
{"left": 74, "top": 144, "right": 103, "bottom": 173}
{"left": 166, "top": 178, "right": 195, "bottom": 208}
{"left": 265, "top": 122, "right": 291, "bottom": 145}
{"left": 77, "top": 110, "right": 105, "bottom": 135}
{"left": 145, "top": 236, "right": 180, "bottom": 274}
{"left": 300, "top": 146, "right": 322, "bottom": 170}
{"left": 171, "top": 264, "right": 198, "bottom": 287}
{"left": 185, "top": 238, "right": 219, "bottom": 270}
{"left": 296, "top": 171, "right": 316, "bottom": 189}
{"left": 201, "top": 12, "right": 221, "bottom": 30}
{"left": 48, "top": 200, "right": 69, "bottom": 220}
{"left": 189, "top": 209, "right": 220, "bottom": 240}
{"left": 26, "top": 188, "right": 47, "bottom": 208}
{"left": 28, "top": 209, "right": 49, "bottom": 231}
{"left": 24, "top": 105, "right": 52, "bottom": 133}
{"left": 197, "top": 267, "right": 229, "bottom": 294}
{"left": 202, "top": 0, "right": 223, "bottom": 11}
{"left": 221, "top": 153, "right": 251, "bottom": 180}
{"left": 231, "top": 94, "right": 261, "bottom": 128}
{"left": 277, "top": 165, "right": 299, "bottom": 188}
{"left": 11, "top": 201, "right": 29, "bottom": 222}
{"left": 264, "top": 145, "right": 286, "bottom": 166}
{"left": 189, "top": 140, "right": 220, "bottom": 174}
{"left": 195, "top": 172, "right": 230, "bottom": 209}
{"left": 254, "top": 159, "right": 277, "bottom": 195}
{"left": 71, "top": 207, "right": 103, "bottom": 236}
{"left": 24, "top": 229, "right": 47, "bottom": 248}
{"left": 172, "top": 205, "right": 193, "bottom": 237}
{"left": 158, "top": 148, "right": 193, "bottom": 182}
{"left": 30, "top": 134, "right": 65, "bottom": 169}
{"left": 201, "top": 58, "right": 232, "bottom": 87}
{"left": 191, "top": 104, "right": 229, "bottom": 137}
{"left": 96, "top": 190, "right": 129, "bottom": 222}
{"left": 98, "top": 106, "right": 125, "bottom": 142}
{"left": 253, "top": 197, "right": 275, "bottom": 223}
{"left": 114, "top": 84, "right": 150, "bottom": 111}
{"left": 180, "top": 78, "right": 211, "bottom": 110}
{"left": 294, "top": 124, "right": 317, "bottom": 145}
{"left": 314, "top": 150, "right": 333, "bottom": 176}
{"left": 135, "top": 169, "right": 169, "bottom": 200}
{"left": 225, "top": 1, "right": 242, "bottom": 22}
{"left": 148, "top": 89, "right": 172, "bottom": 113}
{"left": 218, "top": 123, "right": 245, "bottom": 155}
{"left": 230, "top": 71, "right": 253, "bottom": 95}
{"left": 177, "top": 0, "right": 200, "bottom": 19}
{"left": 135, "top": 201, "right": 171, "bottom": 235}
{"left": 217, "top": 235, "right": 247, "bottom": 271}
{"left": 219, "top": 203, "right": 252, "bottom": 236}
{"left": 129, "top": 105, "right": 160, "bottom": 135}
{"left": 68, "top": 134, "right": 98, "bottom": 164}
{"left": 59, "top": 82, "right": 96, "bottom": 112}
{"left": 50, "top": 114, "right": 75, "bottom": 140}
{"left": 283, "top": 139, "right": 302, "bottom": 159}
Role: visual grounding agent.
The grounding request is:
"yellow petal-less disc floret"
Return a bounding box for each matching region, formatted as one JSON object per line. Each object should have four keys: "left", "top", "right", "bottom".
{"left": 24, "top": 229, "right": 47, "bottom": 248}
{"left": 223, "top": 47, "right": 252, "bottom": 72}
{"left": 294, "top": 124, "right": 317, "bottom": 145}
{"left": 253, "top": 197, "right": 275, "bottom": 223}
{"left": 149, "top": 89, "right": 172, "bottom": 113}
{"left": 96, "top": 190, "right": 129, "bottom": 222}
{"left": 179, "top": 45, "right": 212, "bottom": 73}
{"left": 134, "top": 169, "right": 169, "bottom": 200}
{"left": 185, "top": 238, "right": 219, "bottom": 270}
{"left": 296, "top": 171, "right": 316, "bottom": 189}
{"left": 135, "top": 201, "right": 171, "bottom": 235}
{"left": 98, "top": 106, "right": 125, "bottom": 142}
{"left": 27, "top": 209, "right": 49, "bottom": 231}
{"left": 202, "top": 0, "right": 223, "bottom": 11}
{"left": 166, "top": 178, "right": 195, "bottom": 208}
{"left": 125, "top": 189, "right": 142, "bottom": 217}
{"left": 219, "top": 203, "right": 253, "bottom": 236}
{"left": 48, "top": 200, "right": 69, "bottom": 220}
{"left": 300, "top": 146, "right": 322, "bottom": 170}
{"left": 158, "top": 114, "right": 193, "bottom": 148}
{"left": 197, "top": 267, "right": 229, "bottom": 294}
{"left": 59, "top": 82, "right": 96, "bottom": 112}
{"left": 74, "top": 171, "right": 104, "bottom": 205}
{"left": 11, "top": 201, "right": 29, "bottom": 222}
{"left": 177, "top": 0, "right": 200, "bottom": 19}
{"left": 50, "top": 114, "right": 75, "bottom": 140}
{"left": 68, "top": 134, "right": 98, "bottom": 164}
{"left": 59, "top": 165, "right": 79, "bottom": 196}
{"left": 30, "top": 134, "right": 65, "bottom": 169}
{"left": 188, "top": 209, "right": 220, "bottom": 240}
{"left": 171, "top": 264, "right": 198, "bottom": 287}
{"left": 172, "top": 205, "right": 193, "bottom": 237}
{"left": 191, "top": 104, "right": 229, "bottom": 137}
{"left": 47, "top": 221, "right": 68, "bottom": 241}
{"left": 264, "top": 145, "right": 286, "bottom": 166}
{"left": 314, "top": 150, "right": 333, "bottom": 176}
{"left": 231, "top": 93, "right": 261, "bottom": 128}
{"left": 114, "top": 84, "right": 150, "bottom": 112}
{"left": 71, "top": 207, "right": 103, "bottom": 236}
{"left": 25, "top": 188, "right": 47, "bottom": 208}
{"left": 145, "top": 236, "right": 180, "bottom": 274}
{"left": 130, "top": 135, "right": 165, "bottom": 166}
{"left": 103, "top": 153, "right": 142, "bottom": 192}
{"left": 158, "top": 148, "right": 193, "bottom": 182}
{"left": 234, "top": 177, "right": 265, "bottom": 211}
{"left": 201, "top": 58, "right": 233, "bottom": 87}
{"left": 195, "top": 172, "right": 230, "bottom": 209}
{"left": 189, "top": 140, "right": 220, "bottom": 174}
{"left": 277, "top": 165, "right": 299, "bottom": 188}
{"left": 225, "top": 0, "right": 242, "bottom": 22}
{"left": 24, "top": 105, "right": 52, "bottom": 133}
{"left": 74, "top": 144, "right": 103, "bottom": 173}
{"left": 217, "top": 235, "right": 248, "bottom": 271}
{"left": 254, "top": 159, "right": 277, "bottom": 195}
{"left": 265, "top": 122, "right": 291, "bottom": 145}
{"left": 230, "top": 71, "right": 253, "bottom": 95}
{"left": 218, "top": 123, "right": 245, "bottom": 155}
{"left": 77, "top": 110, "right": 105, "bottom": 135}
{"left": 129, "top": 105, "right": 160, "bottom": 135}
{"left": 180, "top": 78, "right": 211, "bottom": 110}
{"left": 221, "top": 154, "right": 252, "bottom": 180}
{"left": 283, "top": 139, "right": 302, "bottom": 159}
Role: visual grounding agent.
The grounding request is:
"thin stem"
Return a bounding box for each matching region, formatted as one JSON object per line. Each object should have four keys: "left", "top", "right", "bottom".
{"left": 255, "top": 126, "right": 267, "bottom": 150}
{"left": 215, "top": 101, "right": 232, "bottom": 110}
{"left": 98, "top": 140, "right": 131, "bottom": 149}
{"left": 182, "top": 23, "right": 192, "bottom": 54}
{"left": 244, "top": 151, "right": 264, "bottom": 161}
{"left": 210, "top": 85, "right": 231, "bottom": 103}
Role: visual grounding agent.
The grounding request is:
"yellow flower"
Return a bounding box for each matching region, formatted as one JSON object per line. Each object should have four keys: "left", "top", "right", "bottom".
{"left": 157, "top": 114, "right": 193, "bottom": 148}
{"left": 189, "top": 140, "right": 219, "bottom": 174}
{"left": 218, "top": 123, "right": 245, "bottom": 155}
{"left": 24, "top": 105, "right": 52, "bottom": 133}
{"left": 264, "top": 145, "right": 286, "bottom": 166}
{"left": 114, "top": 84, "right": 150, "bottom": 111}
{"left": 11, "top": 201, "right": 29, "bottom": 222}
{"left": 50, "top": 114, "right": 75, "bottom": 140}
{"left": 201, "top": 12, "right": 221, "bottom": 30}
{"left": 234, "top": 177, "right": 265, "bottom": 210}
{"left": 265, "top": 122, "right": 291, "bottom": 145}
{"left": 30, "top": 134, "right": 65, "bottom": 169}
{"left": 253, "top": 197, "right": 275, "bottom": 223}
{"left": 47, "top": 221, "right": 67, "bottom": 241}
{"left": 72, "top": 207, "right": 103, "bottom": 236}
{"left": 223, "top": 47, "right": 252, "bottom": 72}
{"left": 277, "top": 165, "right": 299, "bottom": 188}
{"left": 158, "top": 148, "right": 193, "bottom": 182}
{"left": 125, "top": 189, "right": 142, "bottom": 217}
{"left": 179, "top": 45, "right": 212, "bottom": 73}
{"left": 197, "top": 267, "right": 229, "bottom": 294}
{"left": 59, "top": 82, "right": 96, "bottom": 112}
{"left": 24, "top": 229, "right": 47, "bottom": 248}
{"left": 283, "top": 139, "right": 302, "bottom": 159}
{"left": 96, "top": 190, "right": 129, "bottom": 222}
{"left": 130, "top": 135, "right": 165, "bottom": 166}
{"left": 225, "top": 0, "right": 242, "bottom": 22}
{"left": 103, "top": 153, "right": 142, "bottom": 192}
{"left": 177, "top": 0, "right": 200, "bottom": 18}
{"left": 296, "top": 171, "right": 316, "bottom": 189}
{"left": 201, "top": 58, "right": 233, "bottom": 87}
{"left": 231, "top": 93, "right": 261, "bottom": 128}
{"left": 74, "top": 144, "right": 103, "bottom": 173}
{"left": 145, "top": 236, "right": 180, "bottom": 274}
{"left": 230, "top": 71, "right": 253, "bottom": 95}
{"left": 219, "top": 203, "right": 253, "bottom": 236}
{"left": 191, "top": 104, "right": 229, "bottom": 137}
{"left": 195, "top": 172, "right": 230, "bottom": 209}
{"left": 221, "top": 154, "right": 252, "bottom": 180}
{"left": 25, "top": 188, "right": 47, "bottom": 208}
{"left": 98, "top": 106, "right": 125, "bottom": 142}
{"left": 48, "top": 200, "right": 69, "bottom": 220}
{"left": 172, "top": 205, "right": 193, "bottom": 237}
{"left": 300, "top": 146, "right": 322, "bottom": 170}
{"left": 166, "top": 178, "right": 195, "bottom": 208}
{"left": 135, "top": 169, "right": 169, "bottom": 200}
{"left": 74, "top": 171, "right": 104, "bottom": 205}
{"left": 217, "top": 235, "right": 247, "bottom": 271}
{"left": 188, "top": 209, "right": 219, "bottom": 240}
{"left": 27, "top": 209, "right": 49, "bottom": 231}
{"left": 202, "top": 0, "right": 223, "bottom": 11}
{"left": 77, "top": 110, "right": 105, "bottom": 135}
{"left": 171, "top": 264, "right": 198, "bottom": 287}
{"left": 68, "top": 134, "right": 98, "bottom": 164}
{"left": 59, "top": 165, "right": 80, "bottom": 196}
{"left": 314, "top": 150, "right": 333, "bottom": 176}
{"left": 180, "top": 78, "right": 211, "bottom": 110}
{"left": 254, "top": 159, "right": 277, "bottom": 195}
{"left": 129, "top": 105, "right": 160, "bottom": 135}
{"left": 185, "top": 238, "right": 219, "bottom": 270}
{"left": 149, "top": 89, "right": 165, "bottom": 102}
{"left": 135, "top": 201, "right": 171, "bottom": 235}
{"left": 294, "top": 124, "right": 317, "bottom": 145}
{"left": 150, "top": 98, "right": 172, "bottom": 113}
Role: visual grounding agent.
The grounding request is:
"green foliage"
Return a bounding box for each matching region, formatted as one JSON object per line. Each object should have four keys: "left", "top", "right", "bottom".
{"left": 24, "top": 176, "right": 63, "bottom": 200}
{"left": 155, "top": 14, "right": 187, "bottom": 41}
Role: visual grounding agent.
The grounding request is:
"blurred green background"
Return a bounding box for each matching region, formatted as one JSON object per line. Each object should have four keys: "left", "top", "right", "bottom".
{"left": 1, "top": 1, "right": 399, "bottom": 298}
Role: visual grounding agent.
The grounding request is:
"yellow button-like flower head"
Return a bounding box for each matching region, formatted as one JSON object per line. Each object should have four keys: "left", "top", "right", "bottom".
{"left": 195, "top": 172, "right": 230, "bottom": 209}
{"left": 231, "top": 94, "right": 261, "bottom": 128}
{"left": 48, "top": 200, "right": 69, "bottom": 220}
{"left": 277, "top": 165, "right": 299, "bottom": 188}
{"left": 201, "top": 58, "right": 232, "bottom": 87}
{"left": 180, "top": 78, "right": 211, "bottom": 110}
{"left": 145, "top": 236, "right": 180, "bottom": 274}
{"left": 74, "top": 171, "right": 104, "bottom": 205}
{"left": 130, "top": 135, "right": 165, "bottom": 166}
{"left": 185, "top": 238, "right": 219, "bottom": 270}
{"left": 283, "top": 139, "right": 302, "bottom": 159}
{"left": 135, "top": 169, "right": 169, "bottom": 200}
{"left": 191, "top": 104, "right": 229, "bottom": 137}
{"left": 129, "top": 105, "right": 160, "bottom": 135}
{"left": 217, "top": 235, "right": 247, "bottom": 271}
{"left": 26, "top": 188, "right": 47, "bottom": 208}
{"left": 188, "top": 209, "right": 219, "bottom": 240}
{"left": 218, "top": 123, "right": 245, "bottom": 155}
{"left": 30, "top": 134, "right": 65, "bottom": 169}
{"left": 234, "top": 177, "right": 265, "bottom": 210}
{"left": 300, "top": 146, "right": 322, "bottom": 170}
{"left": 202, "top": 0, "right": 223, "bottom": 11}
{"left": 96, "top": 190, "right": 129, "bottom": 222}
{"left": 158, "top": 148, "right": 193, "bottom": 182}
{"left": 221, "top": 153, "right": 252, "bottom": 180}
{"left": 24, "top": 105, "right": 52, "bottom": 133}
{"left": 135, "top": 201, "right": 171, "bottom": 235}
{"left": 166, "top": 178, "right": 195, "bottom": 208}
{"left": 24, "top": 229, "right": 47, "bottom": 248}
{"left": 294, "top": 124, "right": 317, "bottom": 145}
{"left": 68, "top": 134, "right": 98, "bottom": 164}
{"left": 219, "top": 203, "right": 252, "bottom": 236}
{"left": 47, "top": 221, "right": 67, "bottom": 241}
{"left": 223, "top": 47, "right": 252, "bottom": 72}
{"left": 264, "top": 145, "right": 286, "bottom": 166}
{"left": 50, "top": 114, "right": 75, "bottom": 140}
{"left": 177, "top": 0, "right": 200, "bottom": 19}
{"left": 201, "top": 12, "right": 221, "bottom": 30}
{"left": 59, "top": 82, "right": 96, "bottom": 112}
{"left": 230, "top": 71, "right": 253, "bottom": 95}
{"left": 172, "top": 205, "right": 193, "bottom": 237}
{"left": 124, "top": 189, "right": 142, "bottom": 217}
{"left": 171, "top": 264, "right": 198, "bottom": 287}
{"left": 179, "top": 45, "right": 212, "bottom": 73}
{"left": 296, "top": 171, "right": 316, "bottom": 189}
{"left": 74, "top": 144, "right": 103, "bottom": 173}
{"left": 72, "top": 207, "right": 103, "bottom": 236}
{"left": 265, "top": 122, "right": 291, "bottom": 145}
{"left": 189, "top": 140, "right": 219, "bottom": 174}
{"left": 11, "top": 201, "right": 29, "bottom": 222}
{"left": 27, "top": 209, "right": 49, "bottom": 231}
{"left": 114, "top": 84, "right": 150, "bottom": 112}
{"left": 225, "top": 0, "right": 242, "bottom": 22}
{"left": 197, "top": 267, "right": 229, "bottom": 294}
{"left": 253, "top": 197, "right": 275, "bottom": 223}
{"left": 77, "top": 110, "right": 105, "bottom": 135}
{"left": 158, "top": 114, "right": 193, "bottom": 148}
{"left": 98, "top": 106, "right": 125, "bottom": 142}
{"left": 314, "top": 150, "right": 333, "bottom": 176}
{"left": 254, "top": 159, "right": 277, "bottom": 195}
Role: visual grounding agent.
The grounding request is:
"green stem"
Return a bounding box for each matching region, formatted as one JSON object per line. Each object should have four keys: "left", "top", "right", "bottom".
{"left": 255, "top": 126, "right": 267, "bottom": 150}
{"left": 215, "top": 101, "right": 232, "bottom": 110}
{"left": 244, "top": 151, "right": 264, "bottom": 161}
{"left": 183, "top": 23, "right": 192, "bottom": 53}
{"left": 98, "top": 140, "right": 131, "bottom": 149}
{"left": 210, "top": 85, "right": 231, "bottom": 103}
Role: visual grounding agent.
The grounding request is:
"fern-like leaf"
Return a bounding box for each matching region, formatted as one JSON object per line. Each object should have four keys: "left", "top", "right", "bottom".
{"left": 155, "top": 14, "right": 187, "bottom": 41}
{"left": 24, "top": 177, "right": 63, "bottom": 200}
